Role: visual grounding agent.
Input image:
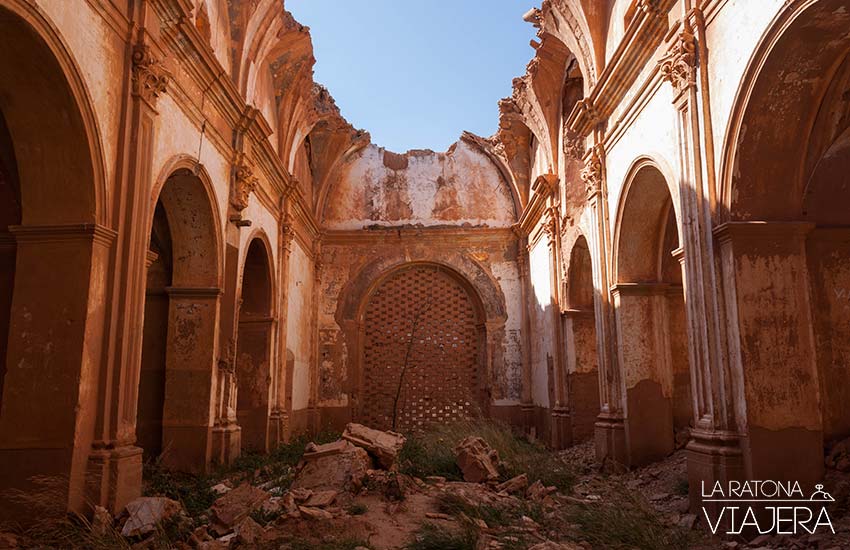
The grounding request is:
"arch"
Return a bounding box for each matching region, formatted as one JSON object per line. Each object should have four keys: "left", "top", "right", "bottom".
{"left": 563, "top": 233, "right": 600, "bottom": 443}
{"left": 720, "top": 0, "right": 850, "bottom": 221}
{"left": 239, "top": 229, "right": 276, "bottom": 316}
{"left": 149, "top": 156, "right": 223, "bottom": 287}
{"left": 613, "top": 157, "right": 682, "bottom": 284}
{"left": 136, "top": 161, "right": 223, "bottom": 471}
{"left": 0, "top": 1, "right": 109, "bottom": 520}
{"left": 235, "top": 236, "right": 275, "bottom": 452}
{"left": 0, "top": 0, "right": 106, "bottom": 225}
{"left": 355, "top": 262, "right": 488, "bottom": 431}
{"left": 337, "top": 255, "right": 506, "bottom": 325}
{"left": 610, "top": 158, "right": 693, "bottom": 466}
{"left": 714, "top": 0, "right": 850, "bottom": 488}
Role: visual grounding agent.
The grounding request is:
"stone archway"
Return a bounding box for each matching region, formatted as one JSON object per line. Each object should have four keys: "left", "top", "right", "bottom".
{"left": 613, "top": 162, "right": 693, "bottom": 467}
{"left": 235, "top": 237, "right": 274, "bottom": 453}
{"left": 137, "top": 167, "right": 221, "bottom": 472}
{"left": 357, "top": 263, "right": 487, "bottom": 432}
{"left": 563, "top": 235, "right": 600, "bottom": 443}
{"left": 0, "top": 2, "right": 107, "bottom": 519}
{"left": 719, "top": 0, "right": 850, "bottom": 488}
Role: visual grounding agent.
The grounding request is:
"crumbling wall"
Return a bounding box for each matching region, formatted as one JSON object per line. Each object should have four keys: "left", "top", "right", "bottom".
{"left": 323, "top": 141, "right": 516, "bottom": 229}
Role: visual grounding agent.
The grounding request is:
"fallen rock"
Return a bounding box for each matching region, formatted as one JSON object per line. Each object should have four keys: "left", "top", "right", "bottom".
{"left": 342, "top": 423, "right": 406, "bottom": 469}
{"left": 234, "top": 517, "right": 266, "bottom": 545}
{"left": 826, "top": 437, "right": 850, "bottom": 471}
{"left": 679, "top": 513, "right": 698, "bottom": 529}
{"left": 290, "top": 488, "right": 313, "bottom": 502}
{"left": 299, "top": 506, "right": 334, "bottom": 520}
{"left": 189, "top": 526, "right": 213, "bottom": 547}
{"left": 121, "top": 497, "right": 184, "bottom": 537}
{"left": 304, "top": 489, "right": 337, "bottom": 508}
{"left": 210, "top": 483, "right": 269, "bottom": 535}
{"left": 425, "top": 512, "right": 454, "bottom": 521}
{"left": 526, "top": 480, "right": 557, "bottom": 501}
{"left": 496, "top": 473, "right": 528, "bottom": 494}
{"left": 211, "top": 483, "right": 231, "bottom": 496}
{"left": 292, "top": 440, "right": 371, "bottom": 493}
{"left": 454, "top": 436, "right": 500, "bottom": 483}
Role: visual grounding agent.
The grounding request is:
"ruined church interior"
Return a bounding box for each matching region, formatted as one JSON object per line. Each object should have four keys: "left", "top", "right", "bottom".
{"left": 1, "top": 0, "right": 850, "bottom": 548}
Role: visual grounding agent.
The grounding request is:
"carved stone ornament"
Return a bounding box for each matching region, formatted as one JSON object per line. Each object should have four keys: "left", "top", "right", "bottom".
{"left": 131, "top": 45, "right": 169, "bottom": 103}
{"left": 230, "top": 157, "right": 259, "bottom": 211}
{"left": 563, "top": 124, "right": 586, "bottom": 160}
{"left": 580, "top": 145, "right": 604, "bottom": 197}
{"left": 659, "top": 20, "right": 697, "bottom": 95}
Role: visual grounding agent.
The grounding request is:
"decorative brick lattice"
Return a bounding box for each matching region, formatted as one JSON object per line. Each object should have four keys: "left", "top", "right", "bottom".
{"left": 361, "top": 265, "right": 481, "bottom": 432}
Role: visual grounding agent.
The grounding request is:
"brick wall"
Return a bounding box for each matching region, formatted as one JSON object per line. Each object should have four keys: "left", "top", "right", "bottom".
{"left": 360, "top": 265, "right": 482, "bottom": 431}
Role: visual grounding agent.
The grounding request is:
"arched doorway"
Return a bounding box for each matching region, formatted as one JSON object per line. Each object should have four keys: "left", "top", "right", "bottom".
{"left": 0, "top": 3, "right": 105, "bottom": 518}
{"left": 235, "top": 237, "right": 274, "bottom": 453}
{"left": 563, "top": 236, "right": 600, "bottom": 442}
{"left": 137, "top": 167, "right": 221, "bottom": 472}
{"left": 720, "top": 0, "right": 850, "bottom": 487}
{"left": 613, "top": 163, "right": 693, "bottom": 466}
{"left": 358, "top": 264, "right": 486, "bottom": 432}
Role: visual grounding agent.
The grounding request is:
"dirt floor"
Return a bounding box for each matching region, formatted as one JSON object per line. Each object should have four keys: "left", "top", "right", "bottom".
{"left": 5, "top": 424, "right": 850, "bottom": 549}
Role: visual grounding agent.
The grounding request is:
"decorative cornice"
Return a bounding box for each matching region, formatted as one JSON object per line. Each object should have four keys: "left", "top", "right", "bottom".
{"left": 131, "top": 45, "right": 169, "bottom": 105}
{"left": 658, "top": 19, "right": 697, "bottom": 97}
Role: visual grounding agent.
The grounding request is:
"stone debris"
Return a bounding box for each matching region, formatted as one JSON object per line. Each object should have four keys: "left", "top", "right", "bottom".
{"left": 342, "top": 422, "right": 407, "bottom": 469}
{"left": 526, "top": 480, "right": 557, "bottom": 501}
{"left": 121, "top": 496, "right": 184, "bottom": 537}
{"left": 298, "top": 505, "right": 334, "bottom": 520}
{"left": 209, "top": 483, "right": 269, "bottom": 535}
{"left": 292, "top": 440, "right": 371, "bottom": 493}
{"left": 304, "top": 489, "right": 338, "bottom": 507}
{"left": 496, "top": 473, "right": 528, "bottom": 494}
{"left": 454, "top": 435, "right": 501, "bottom": 483}
{"left": 233, "top": 516, "right": 266, "bottom": 545}
{"left": 826, "top": 437, "right": 850, "bottom": 471}
{"left": 211, "top": 483, "right": 231, "bottom": 496}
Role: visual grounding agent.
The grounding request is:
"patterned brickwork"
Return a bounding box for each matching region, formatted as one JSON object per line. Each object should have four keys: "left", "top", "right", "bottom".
{"left": 361, "top": 265, "right": 481, "bottom": 432}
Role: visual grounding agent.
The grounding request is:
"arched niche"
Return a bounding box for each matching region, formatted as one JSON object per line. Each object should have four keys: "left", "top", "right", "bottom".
{"left": 235, "top": 236, "right": 275, "bottom": 453}
{"left": 612, "top": 161, "right": 692, "bottom": 467}
{"left": 137, "top": 166, "right": 222, "bottom": 472}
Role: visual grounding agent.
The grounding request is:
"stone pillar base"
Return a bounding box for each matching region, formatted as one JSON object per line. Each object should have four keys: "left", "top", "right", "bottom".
{"left": 520, "top": 403, "right": 535, "bottom": 438}
{"left": 550, "top": 407, "right": 573, "bottom": 450}
{"left": 686, "top": 429, "right": 745, "bottom": 519}
{"left": 210, "top": 424, "right": 240, "bottom": 467}
{"left": 86, "top": 444, "right": 143, "bottom": 516}
{"left": 595, "top": 413, "right": 628, "bottom": 469}
{"left": 268, "top": 411, "right": 286, "bottom": 449}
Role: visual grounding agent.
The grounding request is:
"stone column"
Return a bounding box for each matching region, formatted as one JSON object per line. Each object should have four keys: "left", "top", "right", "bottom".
{"left": 582, "top": 144, "right": 628, "bottom": 466}
{"left": 715, "top": 222, "right": 822, "bottom": 488}
{"left": 515, "top": 235, "right": 535, "bottom": 432}
{"left": 659, "top": 14, "right": 746, "bottom": 511}
{"left": 544, "top": 207, "right": 571, "bottom": 449}
{"left": 85, "top": 40, "right": 169, "bottom": 514}
{"left": 270, "top": 212, "right": 294, "bottom": 443}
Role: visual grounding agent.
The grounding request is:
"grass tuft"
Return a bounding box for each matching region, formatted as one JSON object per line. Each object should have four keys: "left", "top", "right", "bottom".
{"left": 566, "top": 486, "right": 694, "bottom": 550}
{"left": 399, "top": 419, "right": 574, "bottom": 491}
{"left": 405, "top": 522, "right": 478, "bottom": 550}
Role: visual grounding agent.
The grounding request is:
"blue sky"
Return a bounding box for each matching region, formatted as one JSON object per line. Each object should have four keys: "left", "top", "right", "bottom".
{"left": 286, "top": 1, "right": 537, "bottom": 153}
